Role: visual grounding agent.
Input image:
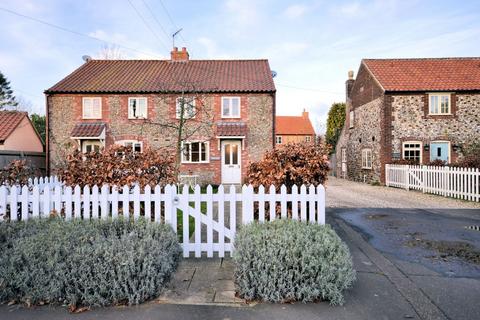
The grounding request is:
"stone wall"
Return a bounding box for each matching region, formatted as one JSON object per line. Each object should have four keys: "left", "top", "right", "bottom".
{"left": 390, "top": 93, "right": 480, "bottom": 163}
{"left": 47, "top": 93, "right": 274, "bottom": 185}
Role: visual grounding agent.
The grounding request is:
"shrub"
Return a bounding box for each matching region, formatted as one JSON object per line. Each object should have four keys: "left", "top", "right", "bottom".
{"left": 390, "top": 159, "right": 418, "bottom": 165}
{"left": 426, "top": 159, "right": 447, "bottom": 167}
{"left": 0, "top": 160, "right": 38, "bottom": 186}
{"left": 233, "top": 220, "right": 356, "bottom": 305}
{"left": 246, "top": 143, "right": 330, "bottom": 191}
{"left": 58, "top": 145, "right": 176, "bottom": 188}
{"left": 0, "top": 218, "right": 181, "bottom": 309}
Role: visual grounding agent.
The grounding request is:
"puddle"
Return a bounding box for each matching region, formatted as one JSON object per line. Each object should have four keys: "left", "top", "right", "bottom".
{"left": 406, "top": 239, "right": 480, "bottom": 265}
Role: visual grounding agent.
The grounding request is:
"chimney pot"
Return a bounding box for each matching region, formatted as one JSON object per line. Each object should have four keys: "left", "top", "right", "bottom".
{"left": 348, "top": 70, "right": 354, "bottom": 80}
{"left": 182, "top": 47, "right": 187, "bottom": 52}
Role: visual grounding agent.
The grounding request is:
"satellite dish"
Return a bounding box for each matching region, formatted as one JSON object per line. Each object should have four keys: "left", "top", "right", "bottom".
{"left": 271, "top": 70, "right": 277, "bottom": 78}
{"left": 82, "top": 55, "right": 92, "bottom": 62}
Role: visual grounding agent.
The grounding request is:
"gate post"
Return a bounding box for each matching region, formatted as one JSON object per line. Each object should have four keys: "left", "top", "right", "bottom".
{"left": 242, "top": 184, "right": 254, "bottom": 225}
{"left": 404, "top": 166, "right": 410, "bottom": 190}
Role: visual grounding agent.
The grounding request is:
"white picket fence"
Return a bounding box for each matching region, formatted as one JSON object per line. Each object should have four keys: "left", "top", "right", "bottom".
{"left": 0, "top": 183, "right": 326, "bottom": 258}
{"left": 386, "top": 164, "right": 480, "bottom": 202}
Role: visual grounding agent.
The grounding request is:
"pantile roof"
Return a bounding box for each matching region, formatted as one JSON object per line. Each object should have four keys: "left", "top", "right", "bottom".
{"left": 45, "top": 59, "right": 276, "bottom": 94}
{"left": 0, "top": 111, "right": 27, "bottom": 142}
{"left": 275, "top": 115, "right": 315, "bottom": 135}
{"left": 216, "top": 122, "right": 247, "bottom": 136}
{"left": 70, "top": 122, "right": 105, "bottom": 138}
{"left": 363, "top": 58, "right": 480, "bottom": 91}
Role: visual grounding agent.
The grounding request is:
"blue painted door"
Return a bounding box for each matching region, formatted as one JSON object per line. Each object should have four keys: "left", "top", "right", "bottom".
{"left": 430, "top": 142, "right": 449, "bottom": 163}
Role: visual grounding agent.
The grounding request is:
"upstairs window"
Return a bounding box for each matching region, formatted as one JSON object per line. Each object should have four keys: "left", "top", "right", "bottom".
{"left": 222, "top": 97, "right": 240, "bottom": 118}
{"left": 82, "top": 97, "right": 102, "bottom": 119}
{"left": 403, "top": 141, "right": 422, "bottom": 164}
{"left": 176, "top": 97, "right": 196, "bottom": 119}
{"left": 128, "top": 97, "right": 148, "bottom": 119}
{"left": 276, "top": 136, "right": 282, "bottom": 144}
{"left": 349, "top": 110, "right": 354, "bottom": 128}
{"left": 429, "top": 94, "right": 451, "bottom": 115}
{"left": 182, "top": 141, "right": 209, "bottom": 163}
{"left": 361, "top": 149, "right": 372, "bottom": 169}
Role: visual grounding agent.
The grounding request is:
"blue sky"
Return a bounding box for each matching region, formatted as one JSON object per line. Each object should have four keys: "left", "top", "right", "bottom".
{"left": 1, "top": 0, "right": 479, "bottom": 132}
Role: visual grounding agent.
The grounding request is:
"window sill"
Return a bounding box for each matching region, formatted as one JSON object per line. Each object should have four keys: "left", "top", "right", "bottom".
{"left": 181, "top": 161, "right": 210, "bottom": 164}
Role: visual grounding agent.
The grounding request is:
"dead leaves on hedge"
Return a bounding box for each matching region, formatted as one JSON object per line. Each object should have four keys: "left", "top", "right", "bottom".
{"left": 57, "top": 145, "right": 176, "bottom": 188}
{"left": 247, "top": 142, "right": 330, "bottom": 191}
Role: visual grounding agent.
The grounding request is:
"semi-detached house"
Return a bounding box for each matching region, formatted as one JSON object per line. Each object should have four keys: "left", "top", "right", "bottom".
{"left": 336, "top": 57, "right": 480, "bottom": 184}
{"left": 45, "top": 47, "right": 276, "bottom": 185}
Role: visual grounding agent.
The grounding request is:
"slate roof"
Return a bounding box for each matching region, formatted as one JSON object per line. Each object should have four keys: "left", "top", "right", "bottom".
{"left": 275, "top": 116, "right": 315, "bottom": 135}
{"left": 70, "top": 122, "right": 105, "bottom": 138}
{"left": 45, "top": 60, "right": 276, "bottom": 94}
{"left": 216, "top": 122, "right": 247, "bottom": 136}
{"left": 363, "top": 58, "right": 480, "bottom": 91}
{"left": 0, "top": 111, "right": 27, "bottom": 142}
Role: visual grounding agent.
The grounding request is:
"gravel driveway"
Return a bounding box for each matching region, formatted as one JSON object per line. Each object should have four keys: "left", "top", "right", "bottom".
{"left": 326, "top": 176, "right": 480, "bottom": 209}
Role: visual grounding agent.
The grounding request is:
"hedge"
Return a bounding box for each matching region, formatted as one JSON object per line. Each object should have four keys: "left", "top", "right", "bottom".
{"left": 0, "top": 217, "right": 181, "bottom": 308}
{"left": 233, "top": 220, "right": 356, "bottom": 305}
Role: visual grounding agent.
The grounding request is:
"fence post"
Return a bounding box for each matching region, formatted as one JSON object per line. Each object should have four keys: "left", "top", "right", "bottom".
{"left": 404, "top": 166, "right": 410, "bottom": 190}
{"left": 0, "top": 186, "right": 7, "bottom": 221}
{"left": 385, "top": 164, "right": 390, "bottom": 187}
{"left": 241, "top": 184, "right": 254, "bottom": 224}
{"left": 317, "top": 184, "right": 325, "bottom": 225}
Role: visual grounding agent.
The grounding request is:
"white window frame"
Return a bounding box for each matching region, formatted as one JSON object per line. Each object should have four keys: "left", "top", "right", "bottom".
{"left": 221, "top": 97, "right": 241, "bottom": 118}
{"left": 82, "top": 140, "right": 103, "bottom": 153}
{"left": 176, "top": 97, "right": 196, "bottom": 119}
{"left": 428, "top": 93, "right": 451, "bottom": 115}
{"left": 361, "top": 148, "right": 372, "bottom": 169}
{"left": 402, "top": 141, "right": 423, "bottom": 164}
{"left": 275, "top": 136, "right": 282, "bottom": 144}
{"left": 116, "top": 140, "right": 143, "bottom": 153}
{"left": 349, "top": 110, "right": 354, "bottom": 128}
{"left": 341, "top": 148, "right": 347, "bottom": 162}
{"left": 82, "top": 97, "right": 102, "bottom": 119}
{"left": 128, "top": 97, "right": 148, "bottom": 119}
{"left": 181, "top": 141, "right": 209, "bottom": 163}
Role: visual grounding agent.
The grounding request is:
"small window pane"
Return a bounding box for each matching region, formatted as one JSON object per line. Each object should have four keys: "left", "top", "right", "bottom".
{"left": 201, "top": 143, "right": 207, "bottom": 161}
{"left": 222, "top": 98, "right": 230, "bottom": 116}
{"left": 231, "top": 98, "right": 240, "bottom": 116}
{"left": 183, "top": 144, "right": 190, "bottom": 161}
{"left": 191, "top": 142, "right": 200, "bottom": 162}
{"left": 232, "top": 144, "right": 238, "bottom": 165}
{"left": 224, "top": 144, "right": 231, "bottom": 165}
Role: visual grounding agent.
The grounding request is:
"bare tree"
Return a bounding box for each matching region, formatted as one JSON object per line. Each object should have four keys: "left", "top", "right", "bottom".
{"left": 96, "top": 44, "right": 126, "bottom": 60}
{"left": 142, "top": 81, "right": 215, "bottom": 180}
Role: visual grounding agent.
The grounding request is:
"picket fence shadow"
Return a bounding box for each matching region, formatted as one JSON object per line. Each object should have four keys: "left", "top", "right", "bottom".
{"left": 0, "top": 183, "right": 326, "bottom": 257}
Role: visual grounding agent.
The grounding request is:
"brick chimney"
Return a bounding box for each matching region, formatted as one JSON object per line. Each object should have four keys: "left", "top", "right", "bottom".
{"left": 170, "top": 47, "right": 189, "bottom": 61}
{"left": 302, "top": 108, "right": 309, "bottom": 119}
{"left": 346, "top": 70, "right": 355, "bottom": 101}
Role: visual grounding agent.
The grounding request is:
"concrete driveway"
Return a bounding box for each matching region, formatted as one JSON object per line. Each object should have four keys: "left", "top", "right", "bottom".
{"left": 327, "top": 177, "right": 480, "bottom": 320}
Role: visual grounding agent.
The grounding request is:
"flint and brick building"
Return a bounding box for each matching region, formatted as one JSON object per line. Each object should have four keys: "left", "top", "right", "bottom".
{"left": 45, "top": 47, "right": 276, "bottom": 185}
{"left": 336, "top": 57, "right": 480, "bottom": 183}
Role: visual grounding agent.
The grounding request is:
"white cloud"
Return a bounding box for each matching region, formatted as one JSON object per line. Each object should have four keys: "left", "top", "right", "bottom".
{"left": 283, "top": 4, "right": 308, "bottom": 19}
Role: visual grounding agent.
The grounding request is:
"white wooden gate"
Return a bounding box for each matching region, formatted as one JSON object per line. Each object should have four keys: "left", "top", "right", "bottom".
{"left": 0, "top": 182, "right": 326, "bottom": 258}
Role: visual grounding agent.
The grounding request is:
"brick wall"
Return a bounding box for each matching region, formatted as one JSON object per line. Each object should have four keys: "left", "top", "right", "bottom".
{"left": 47, "top": 92, "right": 274, "bottom": 185}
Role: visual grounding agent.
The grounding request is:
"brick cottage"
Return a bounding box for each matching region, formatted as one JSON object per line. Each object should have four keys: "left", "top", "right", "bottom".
{"left": 45, "top": 48, "right": 276, "bottom": 185}
{"left": 335, "top": 57, "right": 480, "bottom": 184}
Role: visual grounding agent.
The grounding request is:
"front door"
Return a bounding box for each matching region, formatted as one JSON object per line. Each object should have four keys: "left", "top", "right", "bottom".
{"left": 221, "top": 140, "right": 241, "bottom": 184}
{"left": 430, "top": 142, "right": 450, "bottom": 163}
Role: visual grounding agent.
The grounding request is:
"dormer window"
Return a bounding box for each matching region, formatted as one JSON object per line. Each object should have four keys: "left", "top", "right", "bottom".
{"left": 429, "top": 93, "right": 451, "bottom": 115}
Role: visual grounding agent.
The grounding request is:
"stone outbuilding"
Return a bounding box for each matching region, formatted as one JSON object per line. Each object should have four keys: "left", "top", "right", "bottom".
{"left": 335, "top": 57, "right": 480, "bottom": 184}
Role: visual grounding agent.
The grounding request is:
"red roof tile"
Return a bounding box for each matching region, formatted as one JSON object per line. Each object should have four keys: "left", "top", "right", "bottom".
{"left": 0, "top": 111, "right": 27, "bottom": 142}
{"left": 45, "top": 59, "right": 276, "bottom": 94}
{"left": 363, "top": 58, "right": 480, "bottom": 91}
{"left": 71, "top": 122, "right": 105, "bottom": 138}
{"left": 216, "top": 122, "right": 247, "bottom": 136}
{"left": 276, "top": 115, "right": 315, "bottom": 135}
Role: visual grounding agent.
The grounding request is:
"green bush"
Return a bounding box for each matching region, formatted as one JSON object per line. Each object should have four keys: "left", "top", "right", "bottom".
{"left": 0, "top": 217, "right": 181, "bottom": 308}
{"left": 233, "top": 220, "right": 356, "bottom": 305}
